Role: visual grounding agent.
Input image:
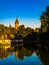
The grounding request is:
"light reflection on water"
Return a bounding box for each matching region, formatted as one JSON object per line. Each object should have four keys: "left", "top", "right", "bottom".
{"left": 0, "top": 46, "right": 49, "bottom": 65}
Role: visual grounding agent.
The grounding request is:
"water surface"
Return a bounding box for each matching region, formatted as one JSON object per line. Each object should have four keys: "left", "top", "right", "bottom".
{"left": 0, "top": 46, "right": 49, "bottom": 65}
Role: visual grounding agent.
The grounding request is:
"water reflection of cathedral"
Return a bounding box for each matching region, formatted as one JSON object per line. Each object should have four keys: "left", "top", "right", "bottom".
{"left": 0, "top": 47, "right": 49, "bottom": 65}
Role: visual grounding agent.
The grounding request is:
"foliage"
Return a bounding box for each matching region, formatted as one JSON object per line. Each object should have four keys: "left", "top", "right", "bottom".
{"left": 40, "top": 6, "right": 49, "bottom": 32}
{"left": 40, "top": 6, "right": 49, "bottom": 46}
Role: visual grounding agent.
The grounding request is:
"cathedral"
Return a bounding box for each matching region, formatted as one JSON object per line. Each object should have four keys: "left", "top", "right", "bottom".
{"left": 15, "top": 18, "right": 19, "bottom": 30}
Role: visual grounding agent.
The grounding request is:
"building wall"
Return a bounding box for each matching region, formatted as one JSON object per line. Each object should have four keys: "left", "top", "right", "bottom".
{"left": 15, "top": 22, "right": 19, "bottom": 30}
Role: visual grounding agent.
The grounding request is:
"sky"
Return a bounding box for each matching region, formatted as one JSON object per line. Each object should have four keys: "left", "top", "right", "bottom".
{"left": 0, "top": 0, "right": 49, "bottom": 28}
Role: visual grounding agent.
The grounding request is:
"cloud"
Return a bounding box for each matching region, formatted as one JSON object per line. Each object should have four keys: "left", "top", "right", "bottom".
{"left": 0, "top": 18, "right": 41, "bottom": 28}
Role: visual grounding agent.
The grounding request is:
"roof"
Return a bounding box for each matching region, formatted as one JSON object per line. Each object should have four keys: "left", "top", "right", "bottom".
{"left": 15, "top": 18, "right": 19, "bottom": 24}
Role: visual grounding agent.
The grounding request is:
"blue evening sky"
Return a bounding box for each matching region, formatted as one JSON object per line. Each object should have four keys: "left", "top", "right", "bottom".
{"left": 0, "top": 0, "right": 49, "bottom": 28}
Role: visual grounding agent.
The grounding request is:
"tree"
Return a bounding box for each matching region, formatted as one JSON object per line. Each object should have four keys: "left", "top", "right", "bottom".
{"left": 40, "top": 6, "right": 49, "bottom": 46}
{"left": 26, "top": 27, "right": 33, "bottom": 35}
{"left": 40, "top": 6, "right": 49, "bottom": 32}
{"left": 16, "top": 25, "right": 26, "bottom": 38}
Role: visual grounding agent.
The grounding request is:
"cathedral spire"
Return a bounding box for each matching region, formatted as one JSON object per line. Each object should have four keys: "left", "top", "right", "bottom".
{"left": 15, "top": 17, "right": 19, "bottom": 24}
{"left": 15, "top": 17, "right": 19, "bottom": 30}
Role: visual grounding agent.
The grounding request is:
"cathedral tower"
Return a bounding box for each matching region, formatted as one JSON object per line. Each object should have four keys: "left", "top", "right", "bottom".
{"left": 15, "top": 18, "right": 19, "bottom": 30}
